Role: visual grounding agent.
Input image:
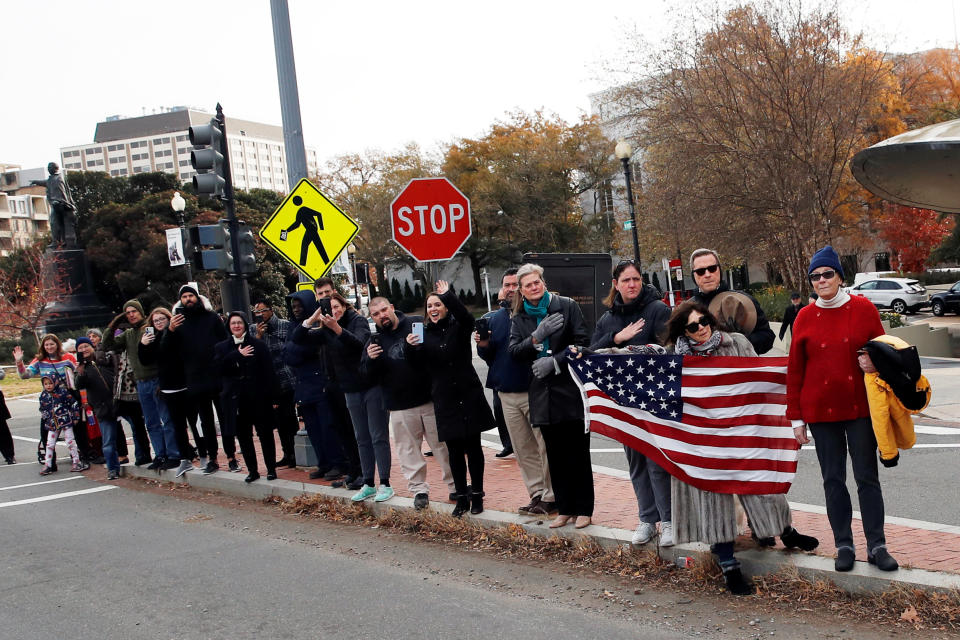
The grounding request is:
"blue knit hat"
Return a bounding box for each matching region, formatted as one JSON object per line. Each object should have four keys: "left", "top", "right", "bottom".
{"left": 76, "top": 337, "right": 93, "bottom": 349}
{"left": 808, "top": 245, "right": 843, "bottom": 279}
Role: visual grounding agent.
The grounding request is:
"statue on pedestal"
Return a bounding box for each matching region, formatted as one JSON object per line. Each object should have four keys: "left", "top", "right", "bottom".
{"left": 46, "top": 162, "right": 79, "bottom": 249}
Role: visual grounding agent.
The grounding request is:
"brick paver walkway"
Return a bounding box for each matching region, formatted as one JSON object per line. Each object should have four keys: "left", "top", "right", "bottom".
{"left": 174, "top": 431, "right": 960, "bottom": 575}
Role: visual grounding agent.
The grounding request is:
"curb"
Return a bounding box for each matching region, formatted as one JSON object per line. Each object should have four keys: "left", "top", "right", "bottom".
{"left": 123, "top": 463, "right": 960, "bottom": 595}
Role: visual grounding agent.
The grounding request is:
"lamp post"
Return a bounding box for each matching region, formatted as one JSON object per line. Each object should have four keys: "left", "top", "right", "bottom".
{"left": 615, "top": 139, "right": 641, "bottom": 263}
{"left": 347, "top": 243, "right": 361, "bottom": 308}
{"left": 171, "top": 191, "right": 191, "bottom": 281}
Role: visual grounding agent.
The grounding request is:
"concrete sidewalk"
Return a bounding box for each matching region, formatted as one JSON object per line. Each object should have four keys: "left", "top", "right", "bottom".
{"left": 116, "top": 430, "right": 960, "bottom": 595}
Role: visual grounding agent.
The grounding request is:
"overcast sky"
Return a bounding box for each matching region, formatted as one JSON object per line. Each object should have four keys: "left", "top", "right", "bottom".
{"left": 3, "top": 0, "right": 959, "bottom": 172}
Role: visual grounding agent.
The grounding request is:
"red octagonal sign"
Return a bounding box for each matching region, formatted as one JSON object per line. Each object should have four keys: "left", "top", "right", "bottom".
{"left": 391, "top": 177, "right": 471, "bottom": 262}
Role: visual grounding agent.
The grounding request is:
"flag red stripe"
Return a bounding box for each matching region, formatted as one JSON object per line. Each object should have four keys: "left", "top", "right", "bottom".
{"left": 681, "top": 371, "right": 785, "bottom": 386}
{"left": 681, "top": 355, "right": 789, "bottom": 369}
{"left": 683, "top": 392, "right": 786, "bottom": 409}
{"left": 591, "top": 403, "right": 799, "bottom": 451}
{"left": 586, "top": 388, "right": 792, "bottom": 430}
{"left": 591, "top": 422, "right": 792, "bottom": 494}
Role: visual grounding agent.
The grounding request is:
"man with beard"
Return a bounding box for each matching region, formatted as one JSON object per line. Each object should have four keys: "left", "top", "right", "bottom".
{"left": 689, "top": 248, "right": 775, "bottom": 355}
{"left": 476, "top": 268, "right": 554, "bottom": 516}
{"left": 167, "top": 285, "right": 227, "bottom": 474}
{"left": 104, "top": 300, "right": 179, "bottom": 469}
{"left": 360, "top": 296, "right": 454, "bottom": 510}
{"left": 251, "top": 300, "right": 297, "bottom": 467}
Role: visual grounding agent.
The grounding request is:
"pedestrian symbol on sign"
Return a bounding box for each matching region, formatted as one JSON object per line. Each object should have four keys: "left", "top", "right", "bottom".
{"left": 279, "top": 195, "right": 329, "bottom": 266}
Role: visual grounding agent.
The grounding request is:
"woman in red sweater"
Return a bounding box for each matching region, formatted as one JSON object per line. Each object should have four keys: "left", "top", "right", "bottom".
{"left": 786, "top": 246, "right": 896, "bottom": 573}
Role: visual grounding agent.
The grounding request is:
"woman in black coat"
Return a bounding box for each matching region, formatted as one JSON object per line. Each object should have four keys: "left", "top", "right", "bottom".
{"left": 406, "top": 280, "right": 494, "bottom": 517}
{"left": 508, "top": 263, "right": 593, "bottom": 529}
{"left": 215, "top": 312, "right": 279, "bottom": 483}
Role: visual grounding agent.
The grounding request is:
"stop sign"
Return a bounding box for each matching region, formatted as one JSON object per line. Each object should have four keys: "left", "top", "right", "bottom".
{"left": 390, "top": 177, "right": 471, "bottom": 262}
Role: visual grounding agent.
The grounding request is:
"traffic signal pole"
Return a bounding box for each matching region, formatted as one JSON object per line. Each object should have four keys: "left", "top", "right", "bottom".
{"left": 214, "top": 104, "right": 251, "bottom": 319}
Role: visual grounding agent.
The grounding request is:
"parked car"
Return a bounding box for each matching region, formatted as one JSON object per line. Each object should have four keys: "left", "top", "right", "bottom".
{"left": 931, "top": 281, "right": 960, "bottom": 316}
{"left": 845, "top": 278, "right": 929, "bottom": 314}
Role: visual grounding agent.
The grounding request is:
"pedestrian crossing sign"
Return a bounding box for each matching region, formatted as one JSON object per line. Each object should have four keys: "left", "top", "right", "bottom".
{"left": 259, "top": 178, "right": 359, "bottom": 280}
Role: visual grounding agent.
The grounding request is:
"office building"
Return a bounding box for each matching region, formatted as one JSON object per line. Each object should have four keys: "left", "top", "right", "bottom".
{"left": 60, "top": 107, "right": 319, "bottom": 191}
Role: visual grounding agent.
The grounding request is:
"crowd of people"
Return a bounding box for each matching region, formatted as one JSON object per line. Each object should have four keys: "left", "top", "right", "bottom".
{"left": 6, "top": 246, "right": 904, "bottom": 595}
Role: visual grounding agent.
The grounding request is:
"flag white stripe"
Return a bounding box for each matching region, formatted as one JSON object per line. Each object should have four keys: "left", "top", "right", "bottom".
{"left": 682, "top": 364, "right": 787, "bottom": 375}
{"left": 682, "top": 402, "right": 788, "bottom": 418}
{"left": 682, "top": 381, "right": 785, "bottom": 396}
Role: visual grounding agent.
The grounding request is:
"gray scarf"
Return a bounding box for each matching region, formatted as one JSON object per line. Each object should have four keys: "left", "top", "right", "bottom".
{"left": 674, "top": 331, "right": 723, "bottom": 356}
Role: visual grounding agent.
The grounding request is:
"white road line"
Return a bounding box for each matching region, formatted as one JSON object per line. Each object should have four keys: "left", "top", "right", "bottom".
{"left": 801, "top": 444, "right": 960, "bottom": 450}
{"left": 2, "top": 457, "right": 70, "bottom": 468}
{"left": 788, "top": 501, "right": 960, "bottom": 535}
{"left": 915, "top": 425, "right": 960, "bottom": 435}
{"left": 0, "top": 485, "right": 115, "bottom": 509}
{"left": 0, "top": 476, "right": 81, "bottom": 491}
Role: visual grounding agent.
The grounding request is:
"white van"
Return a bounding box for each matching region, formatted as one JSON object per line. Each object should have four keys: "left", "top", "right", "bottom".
{"left": 852, "top": 271, "right": 897, "bottom": 286}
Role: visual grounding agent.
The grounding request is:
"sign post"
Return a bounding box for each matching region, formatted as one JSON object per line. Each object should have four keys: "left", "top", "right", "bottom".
{"left": 662, "top": 258, "right": 682, "bottom": 307}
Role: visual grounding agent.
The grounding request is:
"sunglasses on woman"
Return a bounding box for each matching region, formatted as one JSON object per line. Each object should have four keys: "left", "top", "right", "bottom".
{"left": 692, "top": 264, "right": 719, "bottom": 277}
{"left": 809, "top": 269, "right": 836, "bottom": 282}
{"left": 684, "top": 317, "right": 711, "bottom": 333}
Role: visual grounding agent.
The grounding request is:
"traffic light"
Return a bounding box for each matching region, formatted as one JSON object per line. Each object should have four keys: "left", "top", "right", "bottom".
{"left": 189, "top": 119, "right": 225, "bottom": 197}
{"left": 188, "top": 223, "right": 230, "bottom": 271}
{"left": 235, "top": 224, "right": 257, "bottom": 274}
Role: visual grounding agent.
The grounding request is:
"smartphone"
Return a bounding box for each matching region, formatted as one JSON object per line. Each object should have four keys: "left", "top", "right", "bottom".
{"left": 475, "top": 317, "right": 490, "bottom": 340}
{"left": 318, "top": 297, "right": 333, "bottom": 316}
{"left": 370, "top": 332, "right": 382, "bottom": 347}
{"left": 411, "top": 322, "right": 424, "bottom": 342}
{"left": 145, "top": 326, "right": 155, "bottom": 336}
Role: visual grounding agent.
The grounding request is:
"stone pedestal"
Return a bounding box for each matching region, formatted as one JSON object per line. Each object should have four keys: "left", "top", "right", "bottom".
{"left": 43, "top": 248, "right": 114, "bottom": 333}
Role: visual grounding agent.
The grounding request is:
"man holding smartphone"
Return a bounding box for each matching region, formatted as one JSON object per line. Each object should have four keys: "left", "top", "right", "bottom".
{"left": 361, "top": 296, "right": 455, "bottom": 510}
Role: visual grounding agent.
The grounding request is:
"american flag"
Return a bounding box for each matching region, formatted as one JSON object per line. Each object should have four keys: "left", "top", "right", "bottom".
{"left": 567, "top": 351, "right": 798, "bottom": 495}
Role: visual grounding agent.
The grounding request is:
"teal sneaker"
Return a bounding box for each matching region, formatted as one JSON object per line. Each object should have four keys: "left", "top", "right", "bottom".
{"left": 351, "top": 485, "right": 377, "bottom": 502}
{"left": 374, "top": 485, "right": 395, "bottom": 502}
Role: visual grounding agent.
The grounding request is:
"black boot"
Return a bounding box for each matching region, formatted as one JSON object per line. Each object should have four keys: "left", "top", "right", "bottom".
{"left": 452, "top": 495, "right": 470, "bottom": 518}
{"left": 721, "top": 565, "right": 754, "bottom": 596}
{"left": 781, "top": 526, "right": 819, "bottom": 551}
{"left": 470, "top": 491, "right": 484, "bottom": 515}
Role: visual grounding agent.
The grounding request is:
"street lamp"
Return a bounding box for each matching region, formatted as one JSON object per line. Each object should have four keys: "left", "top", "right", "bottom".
{"left": 171, "top": 191, "right": 192, "bottom": 281}
{"left": 347, "top": 243, "right": 361, "bottom": 309}
{"left": 615, "top": 139, "right": 641, "bottom": 263}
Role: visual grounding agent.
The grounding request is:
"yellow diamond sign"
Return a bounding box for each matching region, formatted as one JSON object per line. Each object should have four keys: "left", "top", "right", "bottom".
{"left": 259, "top": 179, "right": 359, "bottom": 280}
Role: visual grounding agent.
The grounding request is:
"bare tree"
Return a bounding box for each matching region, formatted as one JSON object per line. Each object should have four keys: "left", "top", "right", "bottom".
{"left": 0, "top": 242, "right": 72, "bottom": 344}
{"left": 613, "top": 2, "right": 891, "bottom": 290}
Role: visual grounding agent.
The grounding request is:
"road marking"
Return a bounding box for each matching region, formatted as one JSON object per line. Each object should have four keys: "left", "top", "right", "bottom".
{"left": 589, "top": 448, "right": 625, "bottom": 453}
{"left": 1, "top": 457, "right": 70, "bottom": 468}
{"left": 0, "top": 476, "right": 81, "bottom": 491}
{"left": 788, "top": 501, "right": 960, "bottom": 535}
{"left": 801, "top": 444, "right": 960, "bottom": 450}
{"left": 0, "top": 485, "right": 115, "bottom": 509}
{"left": 915, "top": 425, "right": 960, "bottom": 435}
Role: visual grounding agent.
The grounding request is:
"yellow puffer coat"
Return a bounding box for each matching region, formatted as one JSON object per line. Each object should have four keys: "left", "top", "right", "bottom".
{"left": 864, "top": 335, "right": 931, "bottom": 464}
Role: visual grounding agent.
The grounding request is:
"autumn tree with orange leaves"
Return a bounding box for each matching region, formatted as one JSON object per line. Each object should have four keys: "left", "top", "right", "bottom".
{"left": 876, "top": 205, "right": 954, "bottom": 272}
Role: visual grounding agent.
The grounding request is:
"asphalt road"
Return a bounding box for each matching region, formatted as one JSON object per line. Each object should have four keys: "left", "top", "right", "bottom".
{"left": 0, "top": 433, "right": 888, "bottom": 640}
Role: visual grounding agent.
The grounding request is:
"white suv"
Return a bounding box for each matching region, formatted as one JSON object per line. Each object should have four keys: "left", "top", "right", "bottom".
{"left": 846, "top": 278, "right": 929, "bottom": 314}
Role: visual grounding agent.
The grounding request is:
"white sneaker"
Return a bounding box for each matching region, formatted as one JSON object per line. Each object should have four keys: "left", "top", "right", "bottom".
{"left": 198, "top": 456, "right": 208, "bottom": 470}
{"left": 175, "top": 460, "right": 193, "bottom": 478}
{"left": 659, "top": 521, "right": 675, "bottom": 547}
{"left": 632, "top": 521, "right": 656, "bottom": 545}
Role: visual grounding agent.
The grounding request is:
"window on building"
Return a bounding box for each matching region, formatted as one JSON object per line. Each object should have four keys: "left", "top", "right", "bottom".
{"left": 176, "top": 134, "right": 188, "bottom": 142}
{"left": 179, "top": 160, "right": 190, "bottom": 167}
{"left": 85, "top": 147, "right": 102, "bottom": 155}
{"left": 109, "top": 157, "right": 125, "bottom": 164}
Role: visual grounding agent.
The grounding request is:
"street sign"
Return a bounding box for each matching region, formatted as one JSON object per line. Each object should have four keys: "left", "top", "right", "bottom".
{"left": 624, "top": 220, "right": 634, "bottom": 230}
{"left": 391, "top": 177, "right": 471, "bottom": 262}
{"left": 259, "top": 178, "right": 359, "bottom": 280}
